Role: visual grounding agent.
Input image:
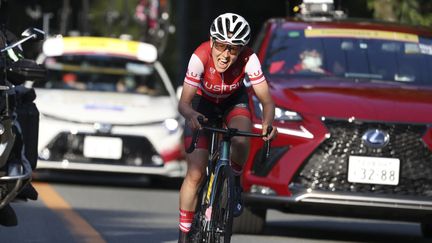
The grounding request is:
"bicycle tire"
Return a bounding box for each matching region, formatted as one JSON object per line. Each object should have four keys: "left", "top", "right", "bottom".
{"left": 190, "top": 154, "right": 219, "bottom": 242}
{"left": 189, "top": 176, "right": 209, "bottom": 243}
{"left": 208, "top": 165, "right": 234, "bottom": 243}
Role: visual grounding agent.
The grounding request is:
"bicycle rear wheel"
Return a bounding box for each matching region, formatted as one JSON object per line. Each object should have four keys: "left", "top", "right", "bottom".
{"left": 208, "top": 165, "right": 234, "bottom": 243}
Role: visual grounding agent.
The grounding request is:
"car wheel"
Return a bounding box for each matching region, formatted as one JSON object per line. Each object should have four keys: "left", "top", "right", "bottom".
{"left": 232, "top": 207, "right": 266, "bottom": 234}
{"left": 421, "top": 222, "right": 432, "bottom": 238}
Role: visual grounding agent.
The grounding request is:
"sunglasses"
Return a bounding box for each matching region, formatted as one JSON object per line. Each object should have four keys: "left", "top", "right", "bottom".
{"left": 212, "top": 40, "right": 242, "bottom": 55}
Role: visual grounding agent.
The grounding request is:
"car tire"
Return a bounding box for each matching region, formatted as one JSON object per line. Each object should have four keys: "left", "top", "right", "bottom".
{"left": 232, "top": 207, "right": 266, "bottom": 234}
{"left": 421, "top": 222, "right": 432, "bottom": 238}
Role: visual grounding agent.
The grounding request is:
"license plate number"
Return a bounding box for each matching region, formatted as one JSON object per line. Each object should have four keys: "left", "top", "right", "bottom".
{"left": 348, "top": 156, "right": 400, "bottom": 185}
{"left": 83, "top": 136, "right": 123, "bottom": 160}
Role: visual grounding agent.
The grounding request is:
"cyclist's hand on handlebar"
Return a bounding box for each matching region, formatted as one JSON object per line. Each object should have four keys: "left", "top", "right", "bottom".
{"left": 262, "top": 124, "right": 277, "bottom": 141}
{"left": 187, "top": 113, "right": 208, "bottom": 130}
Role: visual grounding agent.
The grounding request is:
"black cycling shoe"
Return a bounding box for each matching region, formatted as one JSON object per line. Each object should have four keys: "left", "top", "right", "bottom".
{"left": 16, "top": 183, "right": 38, "bottom": 201}
{"left": 0, "top": 203, "right": 18, "bottom": 226}
{"left": 233, "top": 177, "right": 243, "bottom": 217}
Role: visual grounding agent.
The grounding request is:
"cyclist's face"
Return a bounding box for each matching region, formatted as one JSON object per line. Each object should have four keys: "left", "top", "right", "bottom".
{"left": 211, "top": 39, "right": 242, "bottom": 73}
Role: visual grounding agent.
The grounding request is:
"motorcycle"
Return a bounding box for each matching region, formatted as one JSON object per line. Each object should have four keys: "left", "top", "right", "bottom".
{"left": 0, "top": 27, "right": 46, "bottom": 226}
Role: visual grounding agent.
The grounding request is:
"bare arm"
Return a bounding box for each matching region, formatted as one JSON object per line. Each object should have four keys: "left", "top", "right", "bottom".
{"left": 251, "top": 81, "right": 277, "bottom": 140}
{"left": 178, "top": 84, "right": 206, "bottom": 130}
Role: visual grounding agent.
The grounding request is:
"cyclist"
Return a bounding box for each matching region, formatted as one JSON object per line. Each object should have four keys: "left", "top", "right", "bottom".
{"left": 177, "top": 13, "right": 277, "bottom": 242}
{"left": 134, "top": 0, "right": 159, "bottom": 31}
{"left": 289, "top": 48, "right": 329, "bottom": 74}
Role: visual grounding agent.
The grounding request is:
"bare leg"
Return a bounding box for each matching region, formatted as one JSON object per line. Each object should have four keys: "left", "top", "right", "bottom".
{"left": 228, "top": 116, "right": 252, "bottom": 166}
{"left": 179, "top": 149, "right": 208, "bottom": 211}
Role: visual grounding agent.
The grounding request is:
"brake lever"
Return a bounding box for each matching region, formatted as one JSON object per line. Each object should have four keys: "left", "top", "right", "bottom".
{"left": 197, "top": 116, "right": 205, "bottom": 125}
{"left": 266, "top": 125, "right": 273, "bottom": 137}
{"left": 264, "top": 125, "right": 273, "bottom": 160}
{"left": 185, "top": 129, "right": 200, "bottom": 154}
{"left": 259, "top": 125, "right": 273, "bottom": 164}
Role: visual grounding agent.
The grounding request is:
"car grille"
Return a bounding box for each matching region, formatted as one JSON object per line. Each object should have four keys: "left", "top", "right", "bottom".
{"left": 40, "top": 132, "right": 161, "bottom": 167}
{"left": 292, "top": 119, "right": 432, "bottom": 197}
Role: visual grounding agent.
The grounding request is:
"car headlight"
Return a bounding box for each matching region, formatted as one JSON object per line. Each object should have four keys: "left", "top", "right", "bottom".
{"left": 164, "top": 118, "right": 179, "bottom": 133}
{"left": 252, "top": 96, "right": 302, "bottom": 121}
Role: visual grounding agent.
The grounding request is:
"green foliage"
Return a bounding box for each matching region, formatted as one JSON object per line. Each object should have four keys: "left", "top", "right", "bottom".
{"left": 367, "top": 0, "right": 432, "bottom": 26}
{"left": 90, "top": 0, "right": 142, "bottom": 39}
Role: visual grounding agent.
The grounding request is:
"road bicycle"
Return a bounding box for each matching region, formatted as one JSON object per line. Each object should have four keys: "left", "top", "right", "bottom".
{"left": 186, "top": 116, "right": 272, "bottom": 243}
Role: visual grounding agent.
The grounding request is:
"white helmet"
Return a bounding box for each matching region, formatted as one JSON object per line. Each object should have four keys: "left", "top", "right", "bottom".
{"left": 210, "top": 13, "right": 251, "bottom": 46}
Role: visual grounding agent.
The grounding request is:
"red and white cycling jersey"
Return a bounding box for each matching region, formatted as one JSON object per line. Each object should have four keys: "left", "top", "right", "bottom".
{"left": 184, "top": 41, "right": 265, "bottom": 103}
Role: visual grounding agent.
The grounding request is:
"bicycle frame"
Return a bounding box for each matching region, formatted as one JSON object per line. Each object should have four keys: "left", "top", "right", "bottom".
{"left": 204, "top": 129, "right": 233, "bottom": 220}
{"left": 186, "top": 117, "right": 272, "bottom": 242}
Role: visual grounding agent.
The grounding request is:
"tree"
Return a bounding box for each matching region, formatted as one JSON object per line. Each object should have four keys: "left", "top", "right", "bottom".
{"left": 367, "top": 0, "right": 432, "bottom": 26}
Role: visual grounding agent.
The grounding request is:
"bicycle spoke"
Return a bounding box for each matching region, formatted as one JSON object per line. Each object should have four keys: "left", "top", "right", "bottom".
{"left": 190, "top": 178, "right": 211, "bottom": 243}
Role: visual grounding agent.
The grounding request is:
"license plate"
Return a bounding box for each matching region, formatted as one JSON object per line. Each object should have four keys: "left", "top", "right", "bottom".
{"left": 348, "top": 156, "right": 400, "bottom": 185}
{"left": 83, "top": 136, "right": 123, "bottom": 160}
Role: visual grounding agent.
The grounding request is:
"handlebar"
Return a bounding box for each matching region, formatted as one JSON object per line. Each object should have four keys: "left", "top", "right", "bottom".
{"left": 186, "top": 116, "right": 273, "bottom": 163}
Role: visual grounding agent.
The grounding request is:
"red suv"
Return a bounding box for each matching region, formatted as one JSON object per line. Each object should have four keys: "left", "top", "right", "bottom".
{"left": 235, "top": 9, "right": 432, "bottom": 238}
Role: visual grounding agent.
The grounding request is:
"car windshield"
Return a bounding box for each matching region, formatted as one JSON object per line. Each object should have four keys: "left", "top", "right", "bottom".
{"left": 264, "top": 27, "right": 432, "bottom": 86}
{"left": 34, "top": 55, "right": 169, "bottom": 96}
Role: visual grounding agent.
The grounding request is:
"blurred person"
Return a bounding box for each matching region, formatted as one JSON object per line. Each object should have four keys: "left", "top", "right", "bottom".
{"left": 135, "top": 0, "right": 160, "bottom": 43}
{"left": 116, "top": 75, "right": 136, "bottom": 92}
{"left": 289, "top": 49, "right": 328, "bottom": 74}
{"left": 177, "top": 13, "right": 277, "bottom": 242}
{"left": 135, "top": 0, "right": 158, "bottom": 29}
{"left": 62, "top": 72, "right": 86, "bottom": 90}
{"left": 135, "top": 76, "right": 157, "bottom": 95}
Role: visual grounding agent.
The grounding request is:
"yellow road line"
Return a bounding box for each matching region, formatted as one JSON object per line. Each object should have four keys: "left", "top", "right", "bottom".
{"left": 33, "top": 182, "right": 107, "bottom": 243}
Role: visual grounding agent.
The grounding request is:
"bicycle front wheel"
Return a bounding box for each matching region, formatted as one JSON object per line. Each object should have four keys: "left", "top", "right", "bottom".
{"left": 208, "top": 165, "right": 234, "bottom": 243}
{"left": 189, "top": 173, "right": 209, "bottom": 243}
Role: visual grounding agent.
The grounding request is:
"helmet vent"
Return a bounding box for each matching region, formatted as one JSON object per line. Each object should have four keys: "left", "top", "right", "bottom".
{"left": 209, "top": 13, "right": 251, "bottom": 45}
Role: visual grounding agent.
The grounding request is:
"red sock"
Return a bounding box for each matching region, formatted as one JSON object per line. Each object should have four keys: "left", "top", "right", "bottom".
{"left": 231, "top": 161, "right": 243, "bottom": 176}
{"left": 179, "top": 209, "right": 194, "bottom": 233}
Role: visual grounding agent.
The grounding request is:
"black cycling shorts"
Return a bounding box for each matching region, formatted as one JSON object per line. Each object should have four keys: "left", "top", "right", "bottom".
{"left": 184, "top": 87, "right": 251, "bottom": 150}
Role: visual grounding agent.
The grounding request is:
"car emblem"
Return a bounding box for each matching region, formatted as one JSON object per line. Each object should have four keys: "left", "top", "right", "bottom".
{"left": 94, "top": 123, "right": 113, "bottom": 134}
{"left": 361, "top": 129, "right": 390, "bottom": 148}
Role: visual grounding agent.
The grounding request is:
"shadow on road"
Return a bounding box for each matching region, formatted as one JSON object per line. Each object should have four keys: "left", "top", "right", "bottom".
{"left": 9, "top": 202, "right": 180, "bottom": 243}
{"left": 32, "top": 170, "right": 183, "bottom": 191}
{"left": 260, "top": 218, "right": 428, "bottom": 243}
